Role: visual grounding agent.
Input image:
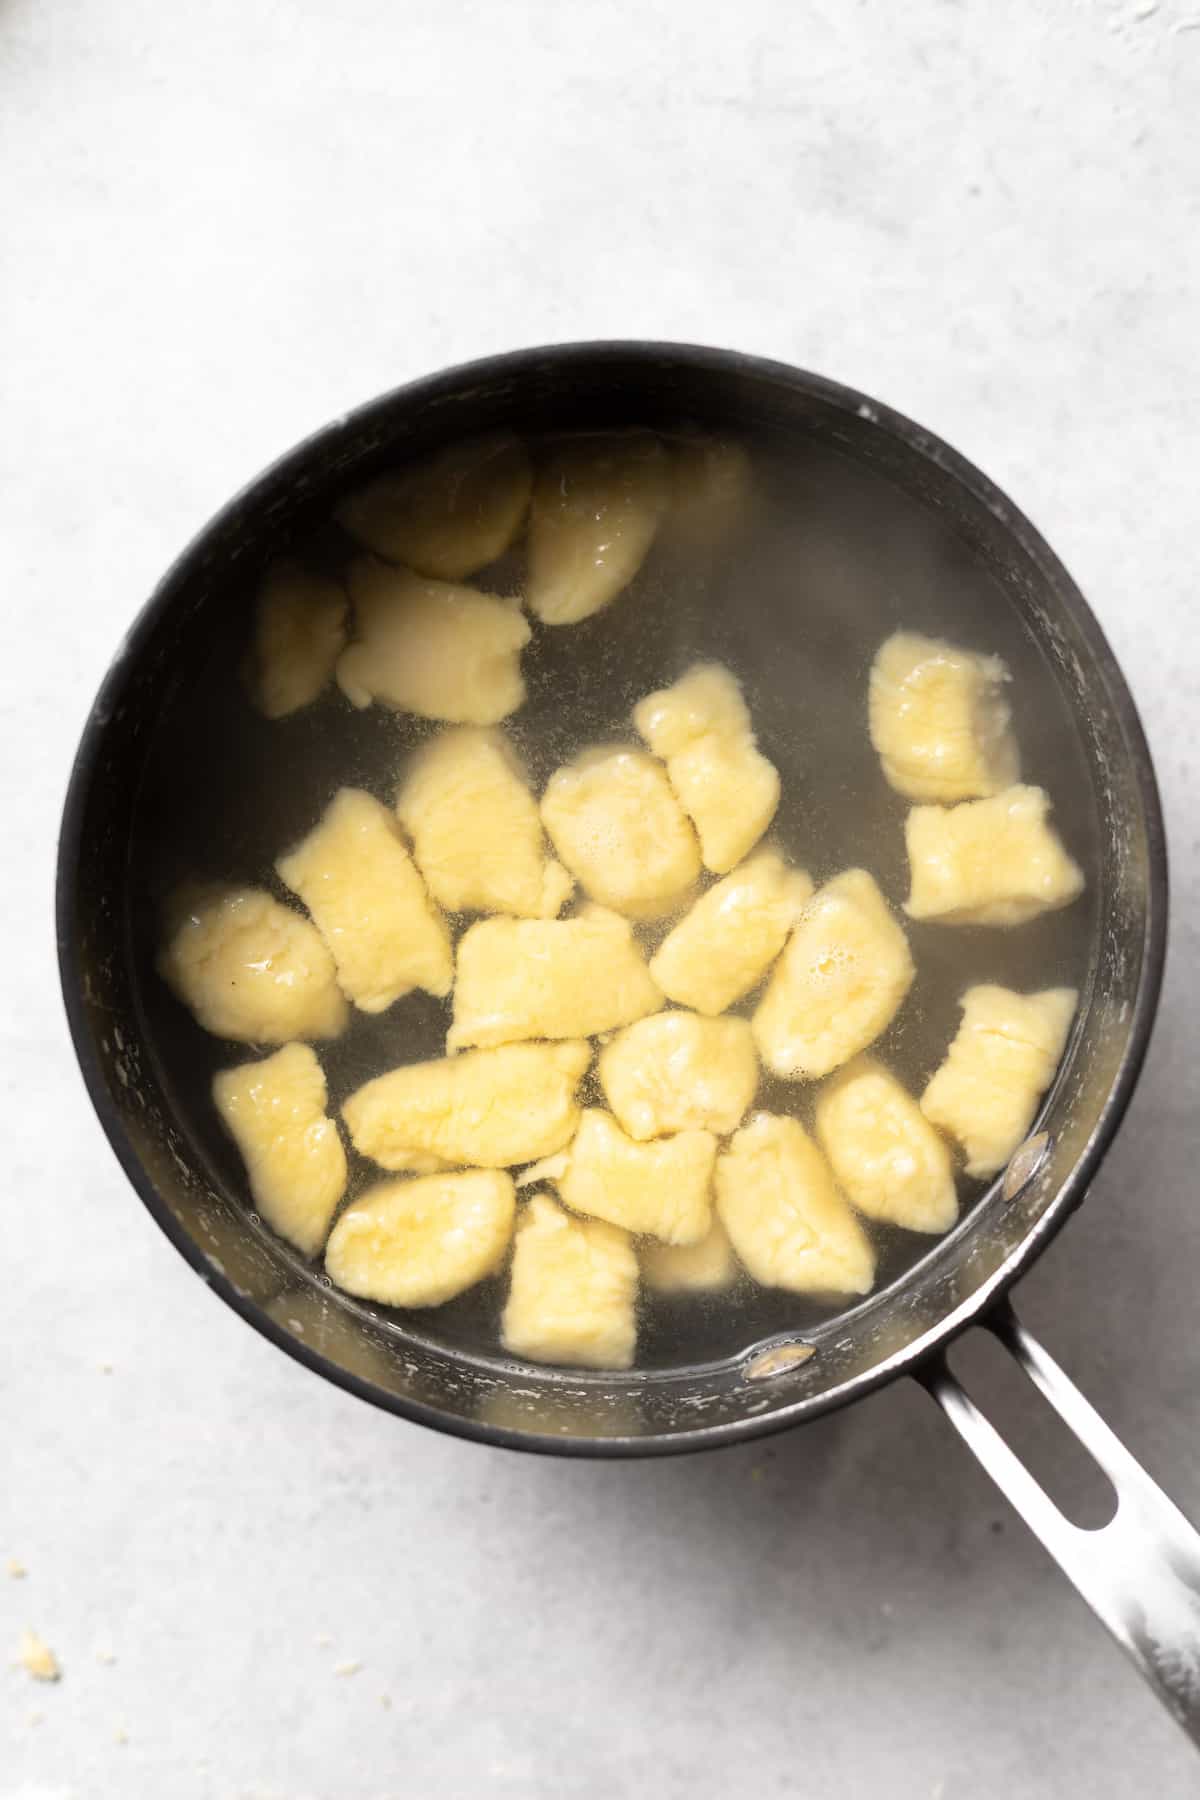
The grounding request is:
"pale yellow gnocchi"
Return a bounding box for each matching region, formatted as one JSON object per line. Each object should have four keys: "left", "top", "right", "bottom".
{"left": 342, "top": 1040, "right": 591, "bottom": 1172}
{"left": 501, "top": 1194, "right": 638, "bottom": 1370}
{"left": 160, "top": 886, "right": 348, "bottom": 1045}
{"left": 663, "top": 435, "right": 753, "bottom": 551}
{"left": 277, "top": 788, "right": 452, "bottom": 1012}
{"left": 246, "top": 560, "right": 347, "bottom": 720}
{"left": 213, "top": 1043, "right": 347, "bottom": 1256}
{"left": 921, "top": 985, "right": 1077, "bottom": 1178}
{"left": 904, "top": 784, "right": 1085, "bottom": 926}
{"left": 447, "top": 907, "right": 662, "bottom": 1051}
{"left": 336, "top": 433, "right": 532, "bottom": 580}
{"left": 325, "top": 1169, "right": 516, "bottom": 1307}
{"left": 640, "top": 1218, "right": 740, "bottom": 1294}
{"left": 869, "top": 631, "right": 1018, "bottom": 802}
{"left": 540, "top": 746, "right": 701, "bottom": 920}
{"left": 814, "top": 1056, "right": 957, "bottom": 1234}
{"left": 716, "top": 1113, "right": 875, "bottom": 1297}
{"left": 753, "top": 869, "right": 914, "bottom": 1080}
{"left": 527, "top": 431, "right": 670, "bottom": 625}
{"left": 633, "top": 662, "right": 779, "bottom": 874}
{"left": 337, "top": 558, "right": 529, "bottom": 723}
{"left": 598, "top": 1010, "right": 758, "bottom": 1140}
{"left": 648, "top": 850, "right": 813, "bottom": 1015}
{"left": 396, "top": 727, "right": 571, "bottom": 919}
{"left": 554, "top": 1108, "right": 716, "bottom": 1246}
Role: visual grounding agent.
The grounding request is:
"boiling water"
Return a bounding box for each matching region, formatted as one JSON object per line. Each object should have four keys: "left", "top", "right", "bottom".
{"left": 130, "top": 430, "right": 1099, "bottom": 1374}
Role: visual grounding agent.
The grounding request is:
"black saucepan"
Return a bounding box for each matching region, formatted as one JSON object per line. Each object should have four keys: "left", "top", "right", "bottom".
{"left": 58, "top": 344, "right": 1200, "bottom": 1742}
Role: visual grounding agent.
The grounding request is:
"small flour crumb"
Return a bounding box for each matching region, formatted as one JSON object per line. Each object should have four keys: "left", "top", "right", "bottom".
{"left": 6, "top": 1559, "right": 27, "bottom": 1579}
{"left": 115, "top": 1726, "right": 130, "bottom": 1745}
{"left": 19, "top": 1631, "right": 61, "bottom": 1682}
{"left": 96, "top": 1647, "right": 117, "bottom": 1666}
{"left": 334, "top": 1659, "right": 362, "bottom": 1678}
{"left": 314, "top": 1632, "right": 333, "bottom": 1648}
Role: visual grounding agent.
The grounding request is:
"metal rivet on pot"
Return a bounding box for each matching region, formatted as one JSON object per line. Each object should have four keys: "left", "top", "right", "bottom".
{"left": 1002, "top": 1131, "right": 1051, "bottom": 1202}
{"left": 743, "top": 1340, "right": 817, "bottom": 1381}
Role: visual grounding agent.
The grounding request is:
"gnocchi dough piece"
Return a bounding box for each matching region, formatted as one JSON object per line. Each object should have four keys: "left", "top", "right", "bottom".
{"left": 501, "top": 1194, "right": 638, "bottom": 1370}
{"left": 159, "top": 886, "right": 348, "bottom": 1044}
{"left": 213, "top": 1043, "right": 348, "bottom": 1256}
{"left": 336, "top": 433, "right": 532, "bottom": 580}
{"left": 526, "top": 431, "right": 670, "bottom": 625}
{"left": 633, "top": 663, "right": 780, "bottom": 874}
{"left": 648, "top": 850, "right": 813, "bottom": 1015}
{"left": 640, "top": 1218, "right": 739, "bottom": 1295}
{"left": 325, "top": 1169, "right": 516, "bottom": 1307}
{"left": 868, "top": 631, "right": 1019, "bottom": 802}
{"left": 396, "top": 727, "right": 572, "bottom": 918}
{"left": 814, "top": 1056, "right": 957, "bottom": 1234}
{"left": 554, "top": 1109, "right": 716, "bottom": 1246}
{"left": 539, "top": 745, "right": 698, "bottom": 921}
{"left": 904, "top": 785, "right": 1085, "bottom": 926}
{"left": 343, "top": 1040, "right": 591, "bottom": 1171}
{"left": 716, "top": 1113, "right": 875, "bottom": 1296}
{"left": 246, "top": 559, "right": 347, "bottom": 720}
{"left": 277, "top": 788, "right": 452, "bottom": 1012}
{"left": 921, "top": 985, "right": 1077, "bottom": 1178}
{"left": 539, "top": 747, "right": 701, "bottom": 920}
{"left": 337, "top": 558, "right": 529, "bottom": 723}
{"left": 663, "top": 435, "right": 753, "bottom": 551}
{"left": 753, "top": 869, "right": 914, "bottom": 1080}
{"left": 598, "top": 1011, "right": 757, "bottom": 1140}
{"left": 447, "top": 907, "right": 662, "bottom": 1051}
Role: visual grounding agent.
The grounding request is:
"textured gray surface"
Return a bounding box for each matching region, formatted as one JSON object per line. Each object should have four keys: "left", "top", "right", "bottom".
{"left": 4, "top": 0, "right": 1200, "bottom": 1793}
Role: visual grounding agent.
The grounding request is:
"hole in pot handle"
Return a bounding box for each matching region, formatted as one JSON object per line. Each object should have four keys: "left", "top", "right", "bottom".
{"left": 921, "top": 1302, "right": 1200, "bottom": 1751}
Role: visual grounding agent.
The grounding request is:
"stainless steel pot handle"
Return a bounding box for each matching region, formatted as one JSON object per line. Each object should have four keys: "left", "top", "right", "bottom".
{"left": 922, "top": 1303, "right": 1200, "bottom": 1748}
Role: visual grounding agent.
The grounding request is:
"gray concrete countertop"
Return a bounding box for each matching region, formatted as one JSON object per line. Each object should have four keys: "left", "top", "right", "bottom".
{"left": 4, "top": 1, "right": 1200, "bottom": 1793}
